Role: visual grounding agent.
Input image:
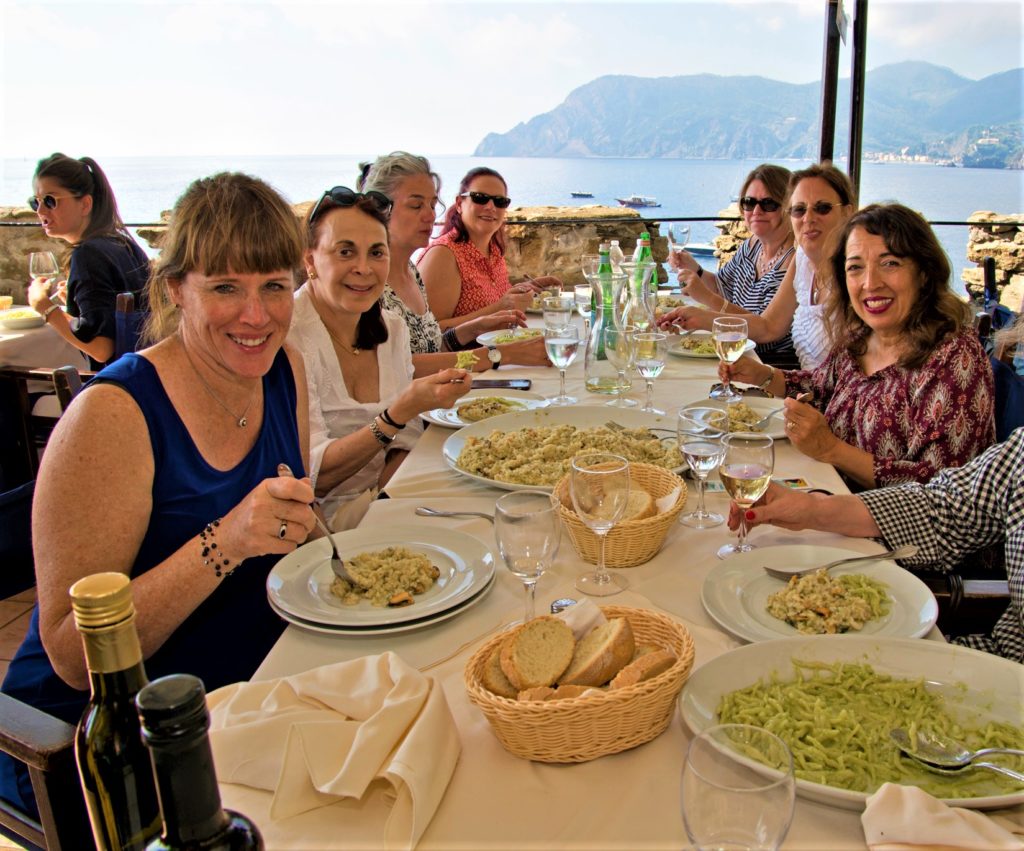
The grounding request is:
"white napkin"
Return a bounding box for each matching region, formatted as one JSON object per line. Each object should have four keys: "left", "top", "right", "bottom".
{"left": 207, "top": 653, "right": 460, "bottom": 850}
{"left": 556, "top": 597, "right": 607, "bottom": 639}
{"left": 862, "top": 783, "right": 1024, "bottom": 850}
{"left": 655, "top": 485, "right": 681, "bottom": 514}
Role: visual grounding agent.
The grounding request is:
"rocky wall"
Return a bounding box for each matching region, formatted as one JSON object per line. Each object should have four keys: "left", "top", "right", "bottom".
{"left": 961, "top": 212, "right": 1024, "bottom": 310}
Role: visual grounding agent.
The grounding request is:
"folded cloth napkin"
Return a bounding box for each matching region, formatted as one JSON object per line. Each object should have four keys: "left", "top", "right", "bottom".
{"left": 207, "top": 653, "right": 461, "bottom": 850}
{"left": 862, "top": 782, "right": 1024, "bottom": 850}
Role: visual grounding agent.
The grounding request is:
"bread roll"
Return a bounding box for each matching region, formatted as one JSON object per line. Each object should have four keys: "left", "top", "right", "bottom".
{"left": 481, "top": 645, "right": 519, "bottom": 699}
{"left": 500, "top": 616, "right": 575, "bottom": 690}
{"left": 610, "top": 648, "right": 676, "bottom": 689}
{"left": 559, "top": 617, "right": 635, "bottom": 687}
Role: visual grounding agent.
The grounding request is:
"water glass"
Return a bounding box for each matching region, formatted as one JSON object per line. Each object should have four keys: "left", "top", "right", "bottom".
{"left": 570, "top": 453, "right": 629, "bottom": 596}
{"left": 544, "top": 325, "right": 580, "bottom": 406}
{"left": 543, "top": 295, "right": 574, "bottom": 331}
{"left": 602, "top": 325, "right": 637, "bottom": 408}
{"left": 682, "top": 724, "right": 795, "bottom": 851}
{"left": 633, "top": 331, "right": 667, "bottom": 414}
{"left": 717, "top": 432, "right": 774, "bottom": 559}
{"left": 710, "top": 316, "right": 748, "bottom": 403}
{"left": 574, "top": 283, "right": 593, "bottom": 338}
{"left": 677, "top": 407, "right": 728, "bottom": 528}
{"left": 494, "top": 490, "right": 561, "bottom": 624}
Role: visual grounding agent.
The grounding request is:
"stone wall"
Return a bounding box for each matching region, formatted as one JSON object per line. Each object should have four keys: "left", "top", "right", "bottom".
{"left": 0, "top": 207, "right": 73, "bottom": 299}
{"left": 962, "top": 212, "right": 1024, "bottom": 309}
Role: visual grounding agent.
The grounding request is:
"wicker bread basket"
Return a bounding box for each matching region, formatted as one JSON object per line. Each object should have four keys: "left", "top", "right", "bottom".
{"left": 464, "top": 605, "right": 695, "bottom": 763}
{"left": 554, "top": 463, "right": 687, "bottom": 568}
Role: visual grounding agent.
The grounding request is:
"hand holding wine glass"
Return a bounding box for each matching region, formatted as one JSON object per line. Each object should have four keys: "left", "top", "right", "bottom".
{"left": 544, "top": 325, "right": 580, "bottom": 406}
{"left": 29, "top": 251, "right": 63, "bottom": 306}
{"left": 710, "top": 316, "right": 748, "bottom": 403}
{"left": 633, "top": 331, "right": 667, "bottom": 414}
{"left": 570, "top": 453, "right": 630, "bottom": 596}
{"left": 677, "top": 407, "right": 728, "bottom": 529}
{"left": 716, "top": 432, "right": 774, "bottom": 559}
{"left": 494, "top": 490, "right": 561, "bottom": 624}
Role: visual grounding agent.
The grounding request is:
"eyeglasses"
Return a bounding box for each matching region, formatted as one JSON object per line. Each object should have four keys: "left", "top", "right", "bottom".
{"left": 460, "top": 191, "right": 512, "bottom": 209}
{"left": 789, "top": 201, "right": 844, "bottom": 218}
{"left": 739, "top": 196, "right": 782, "bottom": 213}
{"left": 308, "top": 186, "right": 393, "bottom": 226}
{"left": 28, "top": 193, "right": 79, "bottom": 212}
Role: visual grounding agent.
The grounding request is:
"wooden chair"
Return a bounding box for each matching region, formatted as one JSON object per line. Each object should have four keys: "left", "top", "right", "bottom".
{"left": 51, "top": 366, "right": 84, "bottom": 413}
{"left": 923, "top": 573, "right": 1011, "bottom": 640}
{"left": 114, "top": 292, "right": 145, "bottom": 360}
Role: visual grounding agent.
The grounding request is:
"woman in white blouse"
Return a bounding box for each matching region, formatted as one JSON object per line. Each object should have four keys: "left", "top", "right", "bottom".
{"left": 288, "top": 187, "right": 469, "bottom": 529}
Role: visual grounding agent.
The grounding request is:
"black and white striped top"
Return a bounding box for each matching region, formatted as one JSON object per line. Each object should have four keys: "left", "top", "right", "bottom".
{"left": 718, "top": 238, "right": 796, "bottom": 366}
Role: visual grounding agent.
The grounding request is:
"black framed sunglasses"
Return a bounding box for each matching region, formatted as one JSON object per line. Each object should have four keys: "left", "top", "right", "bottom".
{"left": 460, "top": 191, "right": 512, "bottom": 209}
{"left": 789, "top": 201, "right": 844, "bottom": 218}
{"left": 28, "top": 193, "right": 79, "bottom": 212}
{"left": 308, "top": 186, "right": 393, "bottom": 226}
{"left": 739, "top": 196, "right": 782, "bottom": 213}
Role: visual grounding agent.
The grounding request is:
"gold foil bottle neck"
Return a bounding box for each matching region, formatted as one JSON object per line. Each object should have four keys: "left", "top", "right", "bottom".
{"left": 71, "top": 572, "right": 136, "bottom": 630}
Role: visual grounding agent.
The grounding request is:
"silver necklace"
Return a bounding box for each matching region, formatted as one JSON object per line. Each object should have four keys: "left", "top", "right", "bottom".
{"left": 181, "top": 343, "right": 257, "bottom": 428}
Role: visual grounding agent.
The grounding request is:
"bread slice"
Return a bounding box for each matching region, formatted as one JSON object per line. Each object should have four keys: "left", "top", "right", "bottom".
{"left": 592, "top": 488, "right": 655, "bottom": 522}
{"left": 499, "top": 616, "right": 575, "bottom": 691}
{"left": 518, "top": 684, "right": 593, "bottom": 702}
{"left": 631, "top": 643, "right": 661, "bottom": 662}
{"left": 481, "top": 645, "right": 519, "bottom": 699}
{"left": 610, "top": 648, "right": 676, "bottom": 690}
{"left": 559, "top": 617, "right": 636, "bottom": 687}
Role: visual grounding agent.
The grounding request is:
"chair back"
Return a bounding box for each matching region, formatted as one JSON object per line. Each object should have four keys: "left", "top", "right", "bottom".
{"left": 114, "top": 292, "right": 145, "bottom": 360}
{"left": 991, "top": 355, "right": 1024, "bottom": 443}
{"left": 51, "top": 367, "right": 84, "bottom": 414}
{"left": 0, "top": 479, "right": 34, "bottom": 599}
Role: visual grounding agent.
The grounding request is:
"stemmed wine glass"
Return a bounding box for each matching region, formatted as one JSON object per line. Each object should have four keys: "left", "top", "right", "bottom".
{"left": 677, "top": 407, "right": 728, "bottom": 528}
{"left": 682, "top": 724, "right": 795, "bottom": 851}
{"left": 710, "top": 316, "right": 748, "bottom": 402}
{"left": 580, "top": 252, "right": 600, "bottom": 284}
{"left": 570, "top": 453, "right": 630, "bottom": 596}
{"left": 602, "top": 325, "right": 637, "bottom": 408}
{"left": 542, "top": 295, "right": 574, "bottom": 331}
{"left": 667, "top": 223, "right": 690, "bottom": 257}
{"left": 573, "top": 283, "right": 593, "bottom": 339}
{"left": 633, "top": 331, "right": 667, "bottom": 414}
{"left": 29, "top": 251, "right": 62, "bottom": 304}
{"left": 716, "top": 432, "right": 774, "bottom": 559}
{"left": 494, "top": 490, "right": 561, "bottom": 624}
{"left": 544, "top": 325, "right": 580, "bottom": 406}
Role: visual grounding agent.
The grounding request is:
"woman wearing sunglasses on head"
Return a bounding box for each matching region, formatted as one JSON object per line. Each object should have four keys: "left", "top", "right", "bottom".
{"left": 667, "top": 163, "right": 797, "bottom": 367}
{"left": 660, "top": 164, "right": 855, "bottom": 371}
{"left": 720, "top": 204, "right": 994, "bottom": 491}
{"left": 358, "top": 153, "right": 549, "bottom": 369}
{"left": 418, "top": 166, "right": 562, "bottom": 327}
{"left": 27, "top": 153, "right": 150, "bottom": 368}
{"left": 288, "top": 187, "right": 470, "bottom": 531}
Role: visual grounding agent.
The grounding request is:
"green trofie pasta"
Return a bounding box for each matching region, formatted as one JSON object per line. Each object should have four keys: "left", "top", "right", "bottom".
{"left": 717, "top": 660, "right": 1024, "bottom": 798}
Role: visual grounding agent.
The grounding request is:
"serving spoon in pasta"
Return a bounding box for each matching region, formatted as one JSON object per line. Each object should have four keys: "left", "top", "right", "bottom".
{"left": 890, "top": 729, "right": 1024, "bottom": 782}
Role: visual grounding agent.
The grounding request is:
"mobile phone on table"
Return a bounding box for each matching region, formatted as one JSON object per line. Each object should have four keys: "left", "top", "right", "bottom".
{"left": 472, "top": 378, "right": 532, "bottom": 390}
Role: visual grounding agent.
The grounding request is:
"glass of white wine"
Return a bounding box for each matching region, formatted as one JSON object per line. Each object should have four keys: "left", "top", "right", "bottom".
{"left": 633, "top": 331, "right": 667, "bottom": 414}
{"left": 570, "top": 453, "right": 629, "bottom": 596}
{"left": 544, "top": 325, "right": 580, "bottom": 406}
{"left": 574, "top": 283, "right": 593, "bottom": 339}
{"left": 717, "top": 432, "right": 774, "bottom": 559}
{"left": 29, "top": 251, "right": 62, "bottom": 303}
{"left": 602, "top": 325, "right": 637, "bottom": 408}
{"left": 494, "top": 490, "right": 561, "bottom": 624}
{"left": 677, "top": 407, "right": 728, "bottom": 528}
{"left": 710, "top": 316, "right": 748, "bottom": 403}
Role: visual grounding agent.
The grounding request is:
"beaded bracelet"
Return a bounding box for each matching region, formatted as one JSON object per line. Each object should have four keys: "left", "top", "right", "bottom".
{"left": 379, "top": 408, "right": 405, "bottom": 429}
{"left": 369, "top": 417, "right": 395, "bottom": 448}
{"left": 441, "top": 326, "right": 461, "bottom": 352}
{"left": 200, "top": 518, "right": 235, "bottom": 579}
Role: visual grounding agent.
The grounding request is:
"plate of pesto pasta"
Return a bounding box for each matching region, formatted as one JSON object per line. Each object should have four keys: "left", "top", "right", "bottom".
{"left": 701, "top": 545, "right": 938, "bottom": 643}
{"left": 679, "top": 636, "right": 1024, "bottom": 810}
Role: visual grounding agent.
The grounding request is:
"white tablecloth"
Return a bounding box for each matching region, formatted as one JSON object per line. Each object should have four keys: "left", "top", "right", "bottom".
{"left": 0, "top": 308, "right": 88, "bottom": 371}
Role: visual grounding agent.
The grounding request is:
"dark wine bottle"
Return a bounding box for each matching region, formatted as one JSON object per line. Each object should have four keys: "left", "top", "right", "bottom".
{"left": 136, "top": 674, "right": 264, "bottom": 850}
{"left": 71, "top": 571, "right": 162, "bottom": 850}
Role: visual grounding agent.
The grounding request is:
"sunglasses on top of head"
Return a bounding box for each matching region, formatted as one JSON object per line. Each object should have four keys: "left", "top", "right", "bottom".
{"left": 308, "top": 186, "right": 393, "bottom": 226}
{"left": 789, "top": 201, "right": 844, "bottom": 219}
{"left": 28, "top": 193, "right": 80, "bottom": 212}
{"left": 460, "top": 191, "right": 512, "bottom": 209}
{"left": 739, "top": 196, "right": 782, "bottom": 213}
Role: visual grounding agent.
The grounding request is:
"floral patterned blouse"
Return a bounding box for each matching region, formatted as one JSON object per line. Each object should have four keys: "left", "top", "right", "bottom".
{"left": 783, "top": 330, "right": 995, "bottom": 488}
{"left": 420, "top": 229, "right": 510, "bottom": 317}
{"left": 382, "top": 264, "right": 443, "bottom": 354}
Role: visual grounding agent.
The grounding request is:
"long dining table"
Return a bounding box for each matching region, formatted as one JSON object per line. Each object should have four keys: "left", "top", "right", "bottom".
{"left": 247, "top": 314, "right": 1022, "bottom": 850}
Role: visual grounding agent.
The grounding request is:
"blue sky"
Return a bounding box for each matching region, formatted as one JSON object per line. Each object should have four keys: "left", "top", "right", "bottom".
{"left": 2, "top": 0, "right": 1021, "bottom": 158}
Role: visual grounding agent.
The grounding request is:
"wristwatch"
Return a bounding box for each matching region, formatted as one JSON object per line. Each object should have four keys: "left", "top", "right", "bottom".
{"left": 487, "top": 346, "right": 502, "bottom": 370}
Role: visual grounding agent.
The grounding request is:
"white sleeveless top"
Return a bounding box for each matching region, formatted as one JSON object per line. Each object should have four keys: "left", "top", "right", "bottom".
{"left": 791, "top": 248, "right": 832, "bottom": 370}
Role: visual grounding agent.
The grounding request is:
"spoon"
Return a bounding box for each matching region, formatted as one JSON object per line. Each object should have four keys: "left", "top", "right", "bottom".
{"left": 890, "top": 729, "right": 1024, "bottom": 782}
{"left": 416, "top": 506, "right": 495, "bottom": 523}
{"left": 762, "top": 544, "right": 919, "bottom": 581}
{"left": 277, "top": 463, "right": 358, "bottom": 584}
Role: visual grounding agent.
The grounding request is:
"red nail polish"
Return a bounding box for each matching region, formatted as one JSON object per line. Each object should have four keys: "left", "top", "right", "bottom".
{"left": 745, "top": 510, "right": 756, "bottom": 521}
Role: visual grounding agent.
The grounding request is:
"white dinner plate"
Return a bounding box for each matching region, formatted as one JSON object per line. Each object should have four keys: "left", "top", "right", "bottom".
{"left": 422, "top": 389, "right": 548, "bottom": 429}
{"left": 442, "top": 405, "right": 682, "bottom": 492}
{"left": 269, "top": 573, "right": 496, "bottom": 636}
{"left": 669, "top": 330, "right": 755, "bottom": 359}
{"left": 678, "top": 636, "right": 1024, "bottom": 810}
{"left": 0, "top": 308, "right": 45, "bottom": 330}
{"left": 476, "top": 328, "right": 545, "bottom": 346}
{"left": 701, "top": 545, "right": 939, "bottom": 643}
{"left": 680, "top": 396, "right": 787, "bottom": 440}
{"left": 266, "top": 525, "right": 494, "bottom": 627}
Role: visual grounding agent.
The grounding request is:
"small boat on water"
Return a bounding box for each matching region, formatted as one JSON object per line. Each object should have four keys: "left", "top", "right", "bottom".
{"left": 616, "top": 194, "right": 661, "bottom": 208}
{"left": 686, "top": 242, "right": 716, "bottom": 257}
{"left": 570, "top": 191, "right": 594, "bottom": 198}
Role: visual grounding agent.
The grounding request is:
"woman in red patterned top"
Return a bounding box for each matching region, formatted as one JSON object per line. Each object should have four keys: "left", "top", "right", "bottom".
{"left": 722, "top": 204, "right": 994, "bottom": 490}
{"left": 419, "top": 167, "right": 561, "bottom": 327}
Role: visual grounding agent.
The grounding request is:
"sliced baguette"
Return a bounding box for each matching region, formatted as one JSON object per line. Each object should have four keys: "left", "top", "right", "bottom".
{"left": 559, "top": 617, "right": 635, "bottom": 687}
{"left": 499, "top": 616, "right": 575, "bottom": 691}
{"left": 481, "top": 645, "right": 519, "bottom": 699}
{"left": 592, "top": 487, "right": 655, "bottom": 522}
{"left": 609, "top": 648, "right": 676, "bottom": 690}
{"left": 518, "top": 684, "right": 593, "bottom": 702}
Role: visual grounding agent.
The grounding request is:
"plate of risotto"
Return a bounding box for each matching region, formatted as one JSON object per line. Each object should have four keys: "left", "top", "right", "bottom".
{"left": 668, "top": 330, "right": 755, "bottom": 359}
{"left": 681, "top": 397, "right": 787, "bottom": 439}
{"left": 422, "top": 388, "right": 548, "bottom": 429}
{"left": 266, "top": 525, "right": 495, "bottom": 628}
{"left": 443, "top": 405, "right": 684, "bottom": 491}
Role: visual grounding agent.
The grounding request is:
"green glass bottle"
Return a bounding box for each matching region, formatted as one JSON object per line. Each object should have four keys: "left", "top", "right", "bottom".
{"left": 72, "top": 572, "right": 162, "bottom": 851}
{"left": 584, "top": 243, "right": 624, "bottom": 393}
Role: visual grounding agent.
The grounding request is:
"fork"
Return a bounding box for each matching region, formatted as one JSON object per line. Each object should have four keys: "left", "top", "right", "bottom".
{"left": 749, "top": 407, "right": 784, "bottom": 430}
{"left": 762, "top": 544, "right": 919, "bottom": 581}
{"left": 605, "top": 420, "right": 675, "bottom": 438}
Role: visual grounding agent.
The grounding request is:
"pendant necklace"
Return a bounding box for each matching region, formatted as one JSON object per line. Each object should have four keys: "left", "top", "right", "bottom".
{"left": 757, "top": 236, "right": 792, "bottom": 278}
{"left": 309, "top": 289, "right": 361, "bottom": 355}
{"left": 181, "top": 342, "right": 257, "bottom": 428}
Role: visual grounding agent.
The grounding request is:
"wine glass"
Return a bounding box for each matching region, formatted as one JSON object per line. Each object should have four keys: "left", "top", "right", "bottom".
{"left": 717, "top": 432, "right": 774, "bottom": 559}
{"left": 677, "top": 407, "right": 728, "bottom": 528}
{"left": 667, "top": 224, "right": 691, "bottom": 264}
{"left": 570, "top": 453, "right": 630, "bottom": 596}
{"left": 682, "top": 724, "right": 795, "bottom": 851}
{"left": 542, "top": 295, "right": 574, "bottom": 331}
{"left": 633, "top": 331, "right": 667, "bottom": 414}
{"left": 710, "top": 316, "right": 748, "bottom": 402}
{"left": 494, "top": 490, "right": 561, "bottom": 624}
{"left": 580, "top": 252, "right": 600, "bottom": 284}
{"left": 544, "top": 325, "right": 580, "bottom": 406}
{"left": 29, "top": 251, "right": 62, "bottom": 303}
{"left": 602, "top": 325, "right": 637, "bottom": 408}
{"left": 573, "top": 283, "right": 592, "bottom": 339}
